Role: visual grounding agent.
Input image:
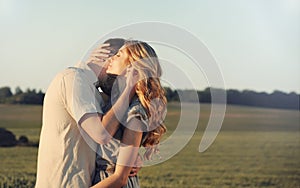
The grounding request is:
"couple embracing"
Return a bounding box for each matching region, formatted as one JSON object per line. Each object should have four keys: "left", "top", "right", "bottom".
{"left": 35, "top": 38, "right": 167, "bottom": 188}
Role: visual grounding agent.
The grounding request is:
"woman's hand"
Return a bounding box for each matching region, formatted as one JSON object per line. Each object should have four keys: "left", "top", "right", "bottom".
{"left": 125, "top": 66, "right": 139, "bottom": 93}
{"left": 86, "top": 43, "right": 111, "bottom": 64}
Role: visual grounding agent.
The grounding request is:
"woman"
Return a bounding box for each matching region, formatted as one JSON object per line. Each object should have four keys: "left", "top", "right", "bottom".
{"left": 91, "top": 40, "right": 167, "bottom": 188}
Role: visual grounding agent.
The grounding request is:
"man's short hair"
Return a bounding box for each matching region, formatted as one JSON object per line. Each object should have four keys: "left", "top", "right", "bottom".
{"left": 103, "top": 38, "right": 125, "bottom": 58}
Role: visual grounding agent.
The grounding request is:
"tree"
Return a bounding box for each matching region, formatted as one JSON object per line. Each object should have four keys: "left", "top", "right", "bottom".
{"left": 15, "top": 86, "right": 23, "bottom": 95}
{"left": 164, "top": 87, "right": 179, "bottom": 102}
{"left": 0, "top": 87, "right": 13, "bottom": 103}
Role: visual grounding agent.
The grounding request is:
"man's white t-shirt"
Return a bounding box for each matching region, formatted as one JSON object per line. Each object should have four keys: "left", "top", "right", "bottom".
{"left": 36, "top": 63, "right": 104, "bottom": 188}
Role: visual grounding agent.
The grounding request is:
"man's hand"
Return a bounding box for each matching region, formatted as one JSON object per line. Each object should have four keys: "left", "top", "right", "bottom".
{"left": 129, "top": 166, "right": 141, "bottom": 177}
{"left": 86, "top": 43, "right": 111, "bottom": 64}
{"left": 129, "top": 154, "right": 143, "bottom": 177}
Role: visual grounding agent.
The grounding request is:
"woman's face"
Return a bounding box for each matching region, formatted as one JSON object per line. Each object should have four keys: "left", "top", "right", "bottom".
{"left": 106, "top": 46, "right": 129, "bottom": 75}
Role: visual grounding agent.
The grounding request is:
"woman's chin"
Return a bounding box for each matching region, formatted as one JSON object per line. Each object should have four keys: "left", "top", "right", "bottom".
{"left": 106, "top": 70, "right": 112, "bottom": 74}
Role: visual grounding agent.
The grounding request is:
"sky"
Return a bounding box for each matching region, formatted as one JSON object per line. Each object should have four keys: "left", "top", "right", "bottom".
{"left": 0, "top": 0, "right": 299, "bottom": 94}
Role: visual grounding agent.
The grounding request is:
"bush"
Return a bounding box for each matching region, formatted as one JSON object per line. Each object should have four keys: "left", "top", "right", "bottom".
{"left": 0, "top": 128, "right": 17, "bottom": 147}
{"left": 18, "top": 136, "right": 29, "bottom": 146}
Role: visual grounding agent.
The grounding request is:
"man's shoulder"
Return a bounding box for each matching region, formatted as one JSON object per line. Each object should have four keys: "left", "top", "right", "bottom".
{"left": 53, "top": 67, "right": 83, "bottom": 81}
{"left": 61, "top": 67, "right": 81, "bottom": 76}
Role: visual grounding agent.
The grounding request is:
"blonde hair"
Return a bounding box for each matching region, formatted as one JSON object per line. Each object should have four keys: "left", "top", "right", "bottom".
{"left": 123, "top": 40, "right": 167, "bottom": 147}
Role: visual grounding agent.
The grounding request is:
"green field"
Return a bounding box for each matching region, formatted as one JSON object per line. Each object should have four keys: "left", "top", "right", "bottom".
{"left": 0, "top": 103, "right": 299, "bottom": 188}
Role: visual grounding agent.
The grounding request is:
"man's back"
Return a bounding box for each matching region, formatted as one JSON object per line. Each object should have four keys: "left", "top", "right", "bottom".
{"left": 36, "top": 68, "right": 96, "bottom": 188}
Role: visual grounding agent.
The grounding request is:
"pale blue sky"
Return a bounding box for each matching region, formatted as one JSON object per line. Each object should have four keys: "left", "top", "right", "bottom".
{"left": 0, "top": 0, "right": 299, "bottom": 93}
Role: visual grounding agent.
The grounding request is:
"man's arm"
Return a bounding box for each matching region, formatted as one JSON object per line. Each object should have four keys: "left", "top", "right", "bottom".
{"left": 79, "top": 85, "right": 133, "bottom": 144}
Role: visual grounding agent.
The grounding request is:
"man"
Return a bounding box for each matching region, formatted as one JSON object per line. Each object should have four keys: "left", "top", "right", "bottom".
{"left": 35, "top": 38, "right": 136, "bottom": 187}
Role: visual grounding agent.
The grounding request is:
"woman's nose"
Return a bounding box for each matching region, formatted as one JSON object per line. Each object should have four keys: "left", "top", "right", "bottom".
{"left": 108, "top": 56, "right": 114, "bottom": 63}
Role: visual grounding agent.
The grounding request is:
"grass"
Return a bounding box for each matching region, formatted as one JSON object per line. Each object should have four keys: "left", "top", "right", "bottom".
{"left": 0, "top": 103, "right": 299, "bottom": 187}
{"left": 0, "top": 104, "right": 42, "bottom": 143}
{"left": 139, "top": 131, "right": 299, "bottom": 188}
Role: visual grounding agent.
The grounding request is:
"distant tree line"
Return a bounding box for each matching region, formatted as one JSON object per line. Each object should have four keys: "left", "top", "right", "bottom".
{"left": 165, "top": 87, "right": 299, "bottom": 110}
{"left": 0, "top": 86, "right": 299, "bottom": 110}
{"left": 0, "top": 86, "right": 44, "bottom": 105}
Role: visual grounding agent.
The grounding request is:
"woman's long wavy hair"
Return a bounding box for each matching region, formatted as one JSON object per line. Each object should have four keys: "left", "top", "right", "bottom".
{"left": 123, "top": 40, "right": 167, "bottom": 148}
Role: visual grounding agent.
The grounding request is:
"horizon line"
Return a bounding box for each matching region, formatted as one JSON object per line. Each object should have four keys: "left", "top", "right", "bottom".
{"left": 0, "top": 85, "right": 299, "bottom": 95}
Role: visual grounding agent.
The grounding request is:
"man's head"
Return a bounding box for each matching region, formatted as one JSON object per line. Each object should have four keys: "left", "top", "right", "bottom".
{"left": 91, "top": 38, "right": 125, "bottom": 94}
{"left": 103, "top": 38, "right": 126, "bottom": 58}
{"left": 101, "top": 38, "right": 125, "bottom": 77}
{"left": 88, "top": 38, "right": 125, "bottom": 80}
